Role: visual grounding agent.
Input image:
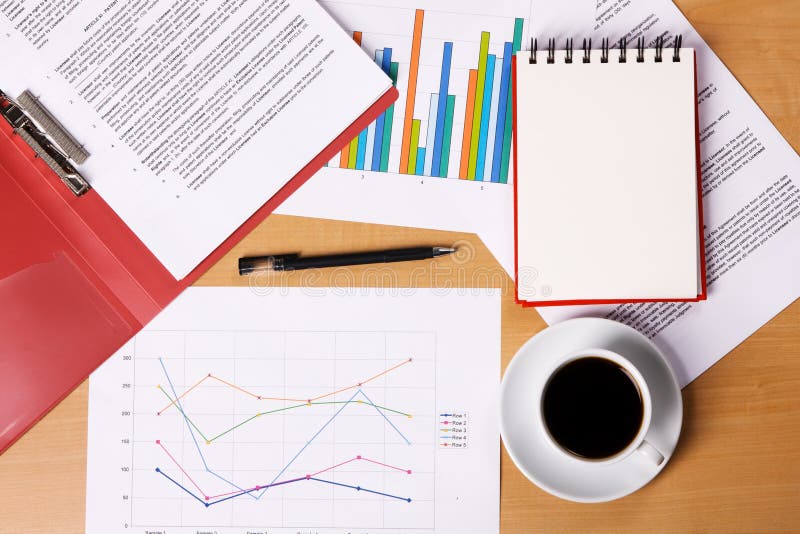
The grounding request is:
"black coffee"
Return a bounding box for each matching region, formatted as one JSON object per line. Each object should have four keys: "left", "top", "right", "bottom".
{"left": 542, "top": 357, "right": 643, "bottom": 459}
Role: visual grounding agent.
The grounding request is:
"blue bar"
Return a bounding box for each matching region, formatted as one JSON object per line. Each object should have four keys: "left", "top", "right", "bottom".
{"left": 475, "top": 54, "right": 496, "bottom": 180}
{"left": 364, "top": 120, "right": 376, "bottom": 171}
{"left": 432, "top": 42, "right": 453, "bottom": 178}
{"left": 416, "top": 148, "right": 426, "bottom": 175}
{"left": 491, "top": 42, "right": 513, "bottom": 182}
{"left": 356, "top": 126, "right": 368, "bottom": 170}
{"left": 381, "top": 47, "right": 393, "bottom": 74}
{"left": 372, "top": 48, "right": 393, "bottom": 171}
{"left": 424, "top": 93, "right": 439, "bottom": 176}
{"left": 483, "top": 58, "right": 502, "bottom": 181}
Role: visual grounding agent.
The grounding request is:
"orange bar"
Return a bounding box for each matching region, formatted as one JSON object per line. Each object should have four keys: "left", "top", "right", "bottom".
{"left": 399, "top": 9, "right": 425, "bottom": 174}
{"left": 339, "top": 32, "right": 364, "bottom": 166}
{"left": 459, "top": 69, "right": 478, "bottom": 179}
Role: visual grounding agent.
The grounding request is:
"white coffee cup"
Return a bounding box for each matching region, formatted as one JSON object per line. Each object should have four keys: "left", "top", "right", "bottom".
{"left": 537, "top": 348, "right": 665, "bottom": 466}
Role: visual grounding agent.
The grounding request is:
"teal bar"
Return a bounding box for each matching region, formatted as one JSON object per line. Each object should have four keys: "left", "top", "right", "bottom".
{"left": 440, "top": 95, "right": 456, "bottom": 177}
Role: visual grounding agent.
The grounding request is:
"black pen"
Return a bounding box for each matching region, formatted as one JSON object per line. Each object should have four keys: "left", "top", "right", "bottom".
{"left": 238, "top": 247, "right": 457, "bottom": 275}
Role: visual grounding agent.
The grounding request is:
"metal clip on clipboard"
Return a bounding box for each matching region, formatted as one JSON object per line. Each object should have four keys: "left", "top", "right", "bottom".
{"left": 0, "top": 89, "right": 91, "bottom": 196}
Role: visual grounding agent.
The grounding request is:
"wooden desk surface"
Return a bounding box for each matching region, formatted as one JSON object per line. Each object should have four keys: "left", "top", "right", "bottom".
{"left": 2, "top": 1, "right": 799, "bottom": 531}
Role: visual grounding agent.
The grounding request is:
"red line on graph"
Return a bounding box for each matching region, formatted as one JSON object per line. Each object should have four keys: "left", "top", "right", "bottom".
{"left": 158, "top": 358, "right": 413, "bottom": 414}
{"left": 361, "top": 456, "right": 413, "bottom": 474}
{"left": 156, "top": 440, "right": 208, "bottom": 499}
{"left": 309, "top": 457, "right": 360, "bottom": 477}
{"left": 156, "top": 442, "right": 412, "bottom": 500}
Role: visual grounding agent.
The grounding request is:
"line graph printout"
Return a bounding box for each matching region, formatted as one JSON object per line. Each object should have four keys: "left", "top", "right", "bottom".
{"left": 86, "top": 288, "right": 500, "bottom": 534}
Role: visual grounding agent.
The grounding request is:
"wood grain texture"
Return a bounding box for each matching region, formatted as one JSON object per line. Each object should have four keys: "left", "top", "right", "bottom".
{"left": 1, "top": 1, "right": 798, "bottom": 531}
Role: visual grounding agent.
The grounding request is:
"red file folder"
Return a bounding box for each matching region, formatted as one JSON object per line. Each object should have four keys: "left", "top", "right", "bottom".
{"left": 0, "top": 87, "right": 398, "bottom": 454}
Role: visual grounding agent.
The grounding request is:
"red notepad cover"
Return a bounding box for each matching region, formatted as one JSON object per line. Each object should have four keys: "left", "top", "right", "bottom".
{"left": 511, "top": 55, "right": 707, "bottom": 308}
{"left": 0, "top": 86, "right": 398, "bottom": 454}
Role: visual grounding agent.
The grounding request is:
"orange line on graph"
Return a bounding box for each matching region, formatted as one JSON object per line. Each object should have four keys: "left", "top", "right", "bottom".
{"left": 157, "top": 358, "right": 413, "bottom": 414}
{"left": 399, "top": 9, "right": 425, "bottom": 174}
{"left": 156, "top": 375, "right": 209, "bottom": 415}
{"left": 309, "top": 358, "right": 412, "bottom": 401}
{"left": 459, "top": 69, "right": 478, "bottom": 179}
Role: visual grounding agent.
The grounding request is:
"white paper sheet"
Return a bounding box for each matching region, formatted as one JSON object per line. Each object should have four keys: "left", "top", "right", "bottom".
{"left": 86, "top": 287, "right": 501, "bottom": 534}
{"left": 0, "top": 1, "right": 391, "bottom": 278}
{"left": 531, "top": 0, "right": 800, "bottom": 386}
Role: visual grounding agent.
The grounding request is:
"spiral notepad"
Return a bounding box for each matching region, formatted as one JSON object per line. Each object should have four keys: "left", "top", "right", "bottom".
{"left": 513, "top": 37, "right": 707, "bottom": 306}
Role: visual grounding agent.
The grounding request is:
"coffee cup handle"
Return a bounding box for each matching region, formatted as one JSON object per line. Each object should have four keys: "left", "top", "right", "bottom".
{"left": 637, "top": 440, "right": 665, "bottom": 466}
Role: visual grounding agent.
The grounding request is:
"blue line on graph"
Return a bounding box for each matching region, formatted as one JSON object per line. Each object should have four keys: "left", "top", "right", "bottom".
{"left": 257, "top": 387, "right": 362, "bottom": 497}
{"left": 155, "top": 467, "right": 210, "bottom": 506}
{"left": 157, "top": 358, "right": 413, "bottom": 505}
{"left": 209, "top": 477, "right": 306, "bottom": 506}
{"left": 159, "top": 358, "right": 254, "bottom": 499}
{"left": 311, "top": 477, "right": 411, "bottom": 502}
{"left": 155, "top": 468, "right": 411, "bottom": 507}
{"left": 359, "top": 389, "right": 412, "bottom": 445}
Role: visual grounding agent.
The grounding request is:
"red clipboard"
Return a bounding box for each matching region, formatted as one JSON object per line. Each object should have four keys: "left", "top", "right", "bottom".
{"left": 0, "top": 86, "right": 398, "bottom": 454}
{"left": 510, "top": 54, "right": 707, "bottom": 308}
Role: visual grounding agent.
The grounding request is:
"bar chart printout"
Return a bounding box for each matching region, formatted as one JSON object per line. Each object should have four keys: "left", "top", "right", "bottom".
{"left": 85, "top": 288, "right": 501, "bottom": 533}
{"left": 324, "top": 1, "right": 528, "bottom": 184}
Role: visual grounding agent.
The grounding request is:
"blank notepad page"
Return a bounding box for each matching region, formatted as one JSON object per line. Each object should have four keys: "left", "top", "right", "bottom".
{"left": 515, "top": 48, "right": 700, "bottom": 302}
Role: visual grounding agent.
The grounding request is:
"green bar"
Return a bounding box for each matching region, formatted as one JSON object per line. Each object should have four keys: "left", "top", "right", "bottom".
{"left": 500, "top": 18, "right": 524, "bottom": 184}
{"left": 347, "top": 134, "right": 359, "bottom": 169}
{"left": 380, "top": 62, "right": 399, "bottom": 172}
{"left": 408, "top": 119, "right": 421, "bottom": 174}
{"left": 468, "top": 32, "right": 491, "bottom": 180}
{"left": 439, "top": 95, "right": 456, "bottom": 177}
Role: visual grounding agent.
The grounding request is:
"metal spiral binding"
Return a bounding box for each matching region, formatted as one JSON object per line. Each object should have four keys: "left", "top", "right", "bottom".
{"left": 655, "top": 35, "right": 664, "bottom": 62}
{"left": 673, "top": 35, "right": 683, "bottom": 62}
{"left": 524, "top": 34, "right": 683, "bottom": 65}
{"left": 637, "top": 37, "right": 645, "bottom": 63}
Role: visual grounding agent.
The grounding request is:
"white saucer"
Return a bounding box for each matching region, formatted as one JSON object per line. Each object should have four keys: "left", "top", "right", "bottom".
{"left": 500, "top": 318, "right": 683, "bottom": 503}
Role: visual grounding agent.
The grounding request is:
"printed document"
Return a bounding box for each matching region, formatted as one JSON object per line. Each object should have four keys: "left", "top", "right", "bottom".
{"left": 0, "top": 0, "right": 391, "bottom": 278}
